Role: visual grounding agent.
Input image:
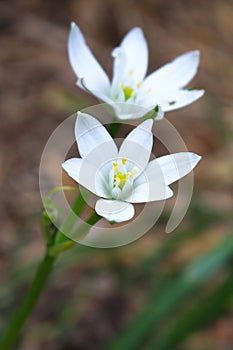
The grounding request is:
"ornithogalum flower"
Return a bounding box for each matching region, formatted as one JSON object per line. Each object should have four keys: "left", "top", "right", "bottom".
{"left": 68, "top": 23, "right": 204, "bottom": 120}
{"left": 62, "top": 112, "right": 201, "bottom": 223}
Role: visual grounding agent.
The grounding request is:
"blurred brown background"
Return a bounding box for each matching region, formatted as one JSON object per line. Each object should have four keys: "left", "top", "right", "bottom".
{"left": 0, "top": 0, "right": 233, "bottom": 349}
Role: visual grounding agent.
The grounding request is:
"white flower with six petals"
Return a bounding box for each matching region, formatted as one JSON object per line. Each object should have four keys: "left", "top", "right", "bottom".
{"left": 68, "top": 23, "right": 204, "bottom": 120}
{"left": 62, "top": 112, "right": 201, "bottom": 223}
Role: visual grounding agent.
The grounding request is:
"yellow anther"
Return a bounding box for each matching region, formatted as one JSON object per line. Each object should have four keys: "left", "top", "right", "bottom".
{"left": 128, "top": 68, "right": 134, "bottom": 76}
{"left": 112, "top": 161, "right": 118, "bottom": 172}
{"left": 114, "top": 172, "right": 130, "bottom": 189}
{"left": 136, "top": 81, "right": 142, "bottom": 88}
{"left": 146, "top": 87, "right": 152, "bottom": 94}
{"left": 122, "top": 157, "right": 127, "bottom": 165}
{"left": 131, "top": 167, "right": 137, "bottom": 179}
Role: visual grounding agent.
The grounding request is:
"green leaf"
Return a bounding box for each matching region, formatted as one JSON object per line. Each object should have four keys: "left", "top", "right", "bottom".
{"left": 105, "top": 232, "right": 233, "bottom": 350}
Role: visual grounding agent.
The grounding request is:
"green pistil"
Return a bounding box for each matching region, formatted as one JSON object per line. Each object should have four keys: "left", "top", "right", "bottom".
{"left": 123, "top": 86, "right": 133, "bottom": 100}
{"left": 120, "top": 83, "right": 134, "bottom": 101}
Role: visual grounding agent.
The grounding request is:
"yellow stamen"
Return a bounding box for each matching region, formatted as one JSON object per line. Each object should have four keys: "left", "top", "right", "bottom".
{"left": 112, "top": 161, "right": 118, "bottom": 172}
{"left": 122, "top": 157, "right": 127, "bottom": 165}
{"left": 114, "top": 172, "right": 131, "bottom": 189}
{"left": 128, "top": 68, "right": 134, "bottom": 76}
{"left": 131, "top": 167, "right": 137, "bottom": 179}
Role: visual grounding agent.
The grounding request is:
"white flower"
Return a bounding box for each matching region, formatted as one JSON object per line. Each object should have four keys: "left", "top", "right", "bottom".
{"left": 62, "top": 112, "right": 201, "bottom": 223}
{"left": 68, "top": 22, "right": 204, "bottom": 120}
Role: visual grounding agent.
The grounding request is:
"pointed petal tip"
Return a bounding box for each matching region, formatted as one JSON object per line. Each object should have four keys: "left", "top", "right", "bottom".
{"left": 192, "top": 49, "right": 200, "bottom": 56}
{"left": 70, "top": 21, "right": 80, "bottom": 33}
{"left": 155, "top": 105, "right": 164, "bottom": 120}
{"left": 122, "top": 26, "right": 144, "bottom": 39}
{"left": 191, "top": 153, "right": 202, "bottom": 163}
{"left": 187, "top": 152, "right": 202, "bottom": 169}
{"left": 76, "top": 111, "right": 93, "bottom": 123}
{"left": 186, "top": 88, "right": 205, "bottom": 98}
{"left": 147, "top": 118, "right": 153, "bottom": 129}
{"left": 130, "top": 26, "right": 144, "bottom": 35}
{"left": 166, "top": 186, "right": 174, "bottom": 199}
{"left": 75, "top": 112, "right": 102, "bottom": 138}
{"left": 61, "top": 159, "right": 72, "bottom": 172}
{"left": 140, "top": 118, "right": 153, "bottom": 130}
{"left": 77, "top": 110, "right": 84, "bottom": 118}
{"left": 184, "top": 49, "right": 200, "bottom": 58}
{"left": 76, "top": 111, "right": 90, "bottom": 133}
{"left": 111, "top": 47, "right": 121, "bottom": 58}
{"left": 61, "top": 158, "right": 80, "bottom": 171}
{"left": 178, "top": 50, "right": 200, "bottom": 66}
{"left": 199, "top": 89, "right": 205, "bottom": 96}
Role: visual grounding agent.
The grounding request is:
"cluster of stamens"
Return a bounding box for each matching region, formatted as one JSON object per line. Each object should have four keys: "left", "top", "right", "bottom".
{"left": 119, "top": 69, "right": 144, "bottom": 101}
{"left": 120, "top": 78, "right": 149, "bottom": 101}
{"left": 112, "top": 157, "right": 137, "bottom": 190}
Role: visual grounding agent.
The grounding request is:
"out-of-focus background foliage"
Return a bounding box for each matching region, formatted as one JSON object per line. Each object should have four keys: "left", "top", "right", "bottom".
{"left": 0, "top": 0, "right": 233, "bottom": 349}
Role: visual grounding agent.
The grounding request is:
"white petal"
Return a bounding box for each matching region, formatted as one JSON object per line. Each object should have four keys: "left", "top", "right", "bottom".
{"left": 147, "top": 152, "right": 202, "bottom": 185}
{"left": 153, "top": 105, "right": 164, "bottom": 120}
{"left": 111, "top": 186, "right": 122, "bottom": 200}
{"left": 120, "top": 180, "right": 133, "bottom": 200}
{"left": 62, "top": 158, "right": 82, "bottom": 184}
{"left": 77, "top": 78, "right": 116, "bottom": 103}
{"left": 142, "top": 50, "right": 201, "bottom": 93}
{"left": 68, "top": 22, "right": 110, "bottom": 93}
{"left": 111, "top": 47, "right": 128, "bottom": 97}
{"left": 121, "top": 27, "right": 148, "bottom": 81}
{"left": 111, "top": 27, "right": 148, "bottom": 91}
{"left": 128, "top": 182, "right": 173, "bottom": 203}
{"left": 118, "top": 119, "right": 153, "bottom": 172}
{"left": 134, "top": 90, "right": 163, "bottom": 118}
{"left": 95, "top": 199, "right": 135, "bottom": 222}
{"left": 113, "top": 103, "right": 155, "bottom": 121}
{"left": 77, "top": 80, "right": 123, "bottom": 117}
{"left": 75, "top": 112, "right": 118, "bottom": 162}
{"left": 156, "top": 89, "right": 205, "bottom": 112}
{"left": 62, "top": 158, "right": 110, "bottom": 198}
{"left": 125, "top": 101, "right": 164, "bottom": 121}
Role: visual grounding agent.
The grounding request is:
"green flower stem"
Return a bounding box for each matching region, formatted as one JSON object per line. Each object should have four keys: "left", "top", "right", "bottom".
{"left": 0, "top": 119, "right": 120, "bottom": 349}
{"left": 0, "top": 211, "right": 101, "bottom": 349}
{"left": 0, "top": 253, "right": 56, "bottom": 350}
{"left": 49, "top": 212, "right": 101, "bottom": 256}
{"left": 56, "top": 191, "right": 87, "bottom": 244}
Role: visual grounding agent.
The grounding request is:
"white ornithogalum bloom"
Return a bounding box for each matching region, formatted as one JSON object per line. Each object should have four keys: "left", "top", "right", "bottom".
{"left": 62, "top": 112, "right": 202, "bottom": 223}
{"left": 68, "top": 22, "right": 204, "bottom": 120}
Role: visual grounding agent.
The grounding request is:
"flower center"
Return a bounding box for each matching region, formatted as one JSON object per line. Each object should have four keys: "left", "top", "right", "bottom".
{"left": 120, "top": 83, "right": 134, "bottom": 101}
{"left": 112, "top": 157, "right": 137, "bottom": 190}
